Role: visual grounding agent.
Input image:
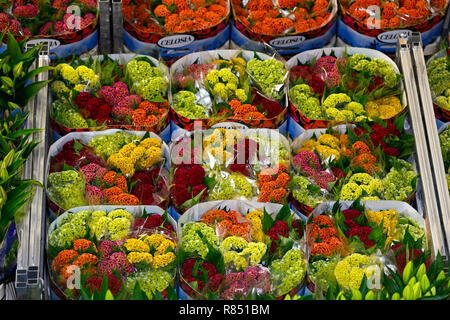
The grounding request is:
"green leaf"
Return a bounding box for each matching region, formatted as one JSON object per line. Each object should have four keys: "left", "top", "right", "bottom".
{"left": 132, "top": 281, "right": 149, "bottom": 300}
{"left": 262, "top": 207, "right": 274, "bottom": 233}
{"left": 16, "top": 80, "right": 51, "bottom": 107}
{"left": 275, "top": 203, "right": 291, "bottom": 222}
{"left": 203, "top": 176, "right": 217, "bottom": 190}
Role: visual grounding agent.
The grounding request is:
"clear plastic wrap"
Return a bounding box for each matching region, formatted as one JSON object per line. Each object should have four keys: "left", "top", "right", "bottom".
{"left": 177, "top": 200, "right": 307, "bottom": 299}
{"left": 50, "top": 54, "right": 170, "bottom": 139}
{"left": 0, "top": 0, "right": 98, "bottom": 43}
{"left": 47, "top": 205, "right": 177, "bottom": 300}
{"left": 286, "top": 47, "right": 406, "bottom": 130}
{"left": 290, "top": 121, "right": 418, "bottom": 216}
{"left": 45, "top": 129, "right": 171, "bottom": 218}
{"left": 169, "top": 49, "right": 289, "bottom": 130}
{"left": 169, "top": 126, "right": 291, "bottom": 214}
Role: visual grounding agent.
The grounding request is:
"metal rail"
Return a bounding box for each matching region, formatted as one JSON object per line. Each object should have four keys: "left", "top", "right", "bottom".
{"left": 397, "top": 34, "right": 450, "bottom": 265}
{"left": 14, "top": 42, "right": 50, "bottom": 300}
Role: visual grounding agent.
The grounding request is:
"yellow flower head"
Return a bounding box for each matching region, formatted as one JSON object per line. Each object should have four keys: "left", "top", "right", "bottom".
{"left": 127, "top": 252, "right": 153, "bottom": 264}
{"left": 124, "top": 238, "right": 150, "bottom": 253}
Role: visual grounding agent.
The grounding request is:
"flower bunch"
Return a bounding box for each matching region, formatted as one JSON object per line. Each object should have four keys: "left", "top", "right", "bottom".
{"left": 123, "top": 0, "right": 228, "bottom": 34}
{"left": 270, "top": 248, "right": 307, "bottom": 296}
{"left": 220, "top": 266, "right": 271, "bottom": 300}
{"left": 333, "top": 253, "right": 380, "bottom": 290}
{"left": 233, "top": 0, "right": 333, "bottom": 35}
{"left": 171, "top": 54, "right": 286, "bottom": 123}
{"left": 289, "top": 53, "right": 403, "bottom": 122}
{"left": 170, "top": 164, "right": 208, "bottom": 210}
{"left": 107, "top": 137, "right": 163, "bottom": 177}
{"left": 181, "top": 258, "right": 224, "bottom": 294}
{"left": 49, "top": 211, "right": 91, "bottom": 248}
{"left": 127, "top": 59, "right": 169, "bottom": 103}
{"left": 1, "top": 0, "right": 97, "bottom": 38}
{"left": 220, "top": 236, "right": 267, "bottom": 270}
{"left": 89, "top": 131, "right": 139, "bottom": 160}
{"left": 48, "top": 133, "right": 169, "bottom": 212}
{"left": 291, "top": 175, "right": 328, "bottom": 208}
{"left": 307, "top": 215, "right": 347, "bottom": 258}
{"left": 51, "top": 57, "right": 170, "bottom": 131}
{"left": 339, "top": 173, "right": 382, "bottom": 201}
{"left": 246, "top": 58, "right": 286, "bottom": 100}
{"left": 257, "top": 164, "right": 290, "bottom": 203}
{"left": 47, "top": 170, "right": 87, "bottom": 211}
{"left": 51, "top": 238, "right": 99, "bottom": 286}
{"left": 181, "top": 222, "right": 219, "bottom": 259}
{"left": 206, "top": 68, "right": 247, "bottom": 102}
{"left": 172, "top": 90, "right": 208, "bottom": 119}
{"left": 201, "top": 209, "right": 253, "bottom": 241}
{"left": 427, "top": 56, "right": 450, "bottom": 104}
{"left": 133, "top": 213, "right": 175, "bottom": 234}
{"left": 126, "top": 270, "right": 174, "bottom": 299}
{"left": 123, "top": 234, "right": 176, "bottom": 270}
{"left": 292, "top": 150, "right": 335, "bottom": 190}
{"left": 180, "top": 203, "right": 306, "bottom": 298}
{"left": 344, "top": 0, "right": 447, "bottom": 30}
{"left": 48, "top": 207, "right": 178, "bottom": 299}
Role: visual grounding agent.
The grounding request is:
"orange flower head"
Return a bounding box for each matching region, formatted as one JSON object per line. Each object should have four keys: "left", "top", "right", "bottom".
{"left": 73, "top": 239, "right": 97, "bottom": 252}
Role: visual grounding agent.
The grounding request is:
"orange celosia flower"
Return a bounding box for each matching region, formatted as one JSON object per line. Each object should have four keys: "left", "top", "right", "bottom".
{"left": 275, "top": 172, "right": 290, "bottom": 188}
{"left": 73, "top": 239, "right": 97, "bottom": 252}
{"left": 52, "top": 250, "right": 78, "bottom": 272}
{"left": 72, "top": 253, "right": 98, "bottom": 268}
{"left": 312, "top": 215, "right": 334, "bottom": 227}
{"left": 155, "top": 4, "right": 171, "bottom": 18}
{"left": 180, "top": 9, "right": 195, "bottom": 20}
{"left": 352, "top": 141, "right": 371, "bottom": 154}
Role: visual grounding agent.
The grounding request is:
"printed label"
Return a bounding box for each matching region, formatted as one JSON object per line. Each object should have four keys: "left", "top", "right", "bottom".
{"left": 157, "top": 34, "right": 195, "bottom": 48}
{"left": 26, "top": 38, "right": 60, "bottom": 50}
{"left": 269, "top": 35, "right": 306, "bottom": 48}
{"left": 376, "top": 29, "right": 413, "bottom": 43}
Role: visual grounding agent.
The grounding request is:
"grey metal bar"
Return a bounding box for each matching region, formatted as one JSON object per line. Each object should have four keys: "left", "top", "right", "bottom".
{"left": 99, "top": 0, "right": 112, "bottom": 54}
{"left": 14, "top": 41, "right": 51, "bottom": 299}
{"left": 410, "top": 33, "right": 450, "bottom": 258}
{"left": 396, "top": 36, "right": 448, "bottom": 259}
{"left": 111, "top": 0, "right": 123, "bottom": 53}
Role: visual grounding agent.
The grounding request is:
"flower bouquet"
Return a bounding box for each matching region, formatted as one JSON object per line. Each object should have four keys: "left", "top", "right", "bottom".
{"left": 45, "top": 129, "right": 171, "bottom": 218}
{"left": 286, "top": 47, "right": 405, "bottom": 132}
{"left": 305, "top": 200, "right": 428, "bottom": 298}
{"left": 0, "top": 0, "right": 98, "bottom": 45}
{"left": 290, "top": 116, "right": 417, "bottom": 216}
{"left": 178, "top": 200, "right": 306, "bottom": 299}
{"left": 122, "top": 0, "right": 230, "bottom": 59}
{"left": 338, "top": 0, "right": 448, "bottom": 41}
{"left": 169, "top": 127, "right": 291, "bottom": 218}
{"left": 47, "top": 205, "right": 178, "bottom": 300}
{"left": 439, "top": 123, "right": 450, "bottom": 193}
{"left": 230, "top": 0, "right": 337, "bottom": 55}
{"left": 170, "top": 49, "right": 288, "bottom": 131}
{"left": 426, "top": 49, "right": 450, "bottom": 122}
{"left": 50, "top": 54, "right": 170, "bottom": 141}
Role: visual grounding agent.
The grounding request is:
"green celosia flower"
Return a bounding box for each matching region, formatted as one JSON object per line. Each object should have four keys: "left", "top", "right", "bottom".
{"left": 247, "top": 58, "right": 286, "bottom": 100}
{"left": 47, "top": 170, "right": 87, "bottom": 210}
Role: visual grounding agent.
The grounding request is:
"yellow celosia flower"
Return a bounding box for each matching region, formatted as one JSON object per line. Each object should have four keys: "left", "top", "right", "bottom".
{"left": 127, "top": 252, "right": 153, "bottom": 264}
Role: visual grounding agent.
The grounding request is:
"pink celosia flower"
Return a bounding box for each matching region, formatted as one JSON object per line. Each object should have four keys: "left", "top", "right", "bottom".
{"left": 118, "top": 95, "right": 141, "bottom": 109}
{"left": 98, "top": 86, "right": 117, "bottom": 106}
{"left": 323, "top": 71, "right": 341, "bottom": 88}
{"left": 113, "top": 81, "right": 129, "bottom": 102}
{"left": 313, "top": 171, "right": 335, "bottom": 190}
{"left": 85, "top": 185, "right": 104, "bottom": 205}
{"left": 292, "top": 151, "right": 322, "bottom": 176}
{"left": 13, "top": 4, "right": 39, "bottom": 19}
{"left": 112, "top": 106, "right": 133, "bottom": 120}
{"left": 39, "top": 22, "right": 53, "bottom": 35}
